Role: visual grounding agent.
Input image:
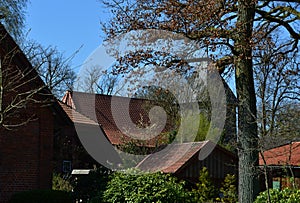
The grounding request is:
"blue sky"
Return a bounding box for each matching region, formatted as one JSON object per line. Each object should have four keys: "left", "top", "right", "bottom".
{"left": 24, "top": 1, "right": 236, "bottom": 94}
{"left": 25, "top": 0, "right": 109, "bottom": 72}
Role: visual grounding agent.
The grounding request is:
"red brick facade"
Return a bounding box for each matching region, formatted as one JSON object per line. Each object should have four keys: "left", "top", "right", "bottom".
{"left": 0, "top": 24, "right": 54, "bottom": 202}
{"left": 0, "top": 108, "right": 54, "bottom": 202}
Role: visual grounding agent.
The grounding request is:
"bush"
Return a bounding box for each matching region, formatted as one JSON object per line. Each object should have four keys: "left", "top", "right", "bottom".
{"left": 9, "top": 189, "right": 72, "bottom": 203}
{"left": 254, "top": 188, "right": 300, "bottom": 203}
{"left": 52, "top": 173, "right": 73, "bottom": 192}
{"left": 191, "top": 167, "right": 216, "bottom": 202}
{"left": 219, "top": 174, "right": 238, "bottom": 203}
{"left": 99, "top": 168, "right": 189, "bottom": 203}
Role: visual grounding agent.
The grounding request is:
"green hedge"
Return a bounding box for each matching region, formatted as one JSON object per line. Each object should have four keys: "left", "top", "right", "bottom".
{"left": 254, "top": 188, "right": 300, "bottom": 203}
{"left": 9, "top": 189, "right": 72, "bottom": 203}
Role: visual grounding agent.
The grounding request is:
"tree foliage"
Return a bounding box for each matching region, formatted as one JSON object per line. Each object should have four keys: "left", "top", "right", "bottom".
{"left": 134, "top": 85, "right": 217, "bottom": 143}
{"left": 101, "top": 0, "right": 300, "bottom": 202}
{"left": 0, "top": 0, "right": 28, "bottom": 40}
{"left": 134, "top": 85, "right": 180, "bottom": 130}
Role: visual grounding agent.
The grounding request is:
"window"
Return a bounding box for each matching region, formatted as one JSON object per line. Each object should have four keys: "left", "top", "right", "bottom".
{"left": 62, "top": 160, "right": 72, "bottom": 173}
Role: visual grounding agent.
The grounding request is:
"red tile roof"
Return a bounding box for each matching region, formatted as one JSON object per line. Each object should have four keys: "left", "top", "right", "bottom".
{"left": 61, "top": 91, "right": 171, "bottom": 146}
{"left": 58, "top": 101, "right": 98, "bottom": 126}
{"left": 136, "top": 141, "right": 210, "bottom": 173}
{"left": 259, "top": 142, "right": 300, "bottom": 166}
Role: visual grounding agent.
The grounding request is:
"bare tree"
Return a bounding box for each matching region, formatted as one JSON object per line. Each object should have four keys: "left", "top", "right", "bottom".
{"left": 1, "top": 0, "right": 78, "bottom": 99}
{"left": 76, "top": 65, "right": 101, "bottom": 93}
{"left": 254, "top": 35, "right": 300, "bottom": 148}
{"left": 0, "top": 26, "right": 51, "bottom": 130}
{"left": 76, "top": 65, "right": 121, "bottom": 95}
{"left": 252, "top": 32, "right": 300, "bottom": 203}
{"left": 24, "top": 41, "right": 77, "bottom": 98}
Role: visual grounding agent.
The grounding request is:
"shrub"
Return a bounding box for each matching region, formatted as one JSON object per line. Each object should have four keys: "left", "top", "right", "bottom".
{"left": 254, "top": 188, "right": 300, "bottom": 203}
{"left": 219, "top": 174, "right": 238, "bottom": 203}
{"left": 191, "top": 167, "right": 216, "bottom": 202}
{"left": 100, "top": 168, "right": 189, "bottom": 203}
{"left": 9, "top": 189, "right": 72, "bottom": 203}
{"left": 52, "top": 173, "right": 73, "bottom": 192}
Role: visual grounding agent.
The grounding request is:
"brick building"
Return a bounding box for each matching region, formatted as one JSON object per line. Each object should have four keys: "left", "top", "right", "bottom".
{"left": 0, "top": 24, "right": 55, "bottom": 202}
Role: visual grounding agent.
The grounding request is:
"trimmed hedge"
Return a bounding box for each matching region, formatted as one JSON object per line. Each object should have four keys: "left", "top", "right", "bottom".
{"left": 9, "top": 189, "right": 72, "bottom": 203}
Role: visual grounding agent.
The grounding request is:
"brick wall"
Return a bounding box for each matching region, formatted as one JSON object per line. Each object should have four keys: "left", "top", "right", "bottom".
{"left": 0, "top": 106, "right": 53, "bottom": 203}
{"left": 0, "top": 23, "right": 54, "bottom": 203}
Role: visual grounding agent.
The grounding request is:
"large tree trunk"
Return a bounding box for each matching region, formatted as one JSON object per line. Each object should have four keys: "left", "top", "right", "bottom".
{"left": 0, "top": 59, "right": 3, "bottom": 125}
{"left": 235, "top": 0, "right": 259, "bottom": 202}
